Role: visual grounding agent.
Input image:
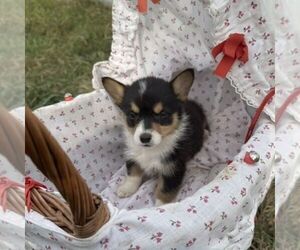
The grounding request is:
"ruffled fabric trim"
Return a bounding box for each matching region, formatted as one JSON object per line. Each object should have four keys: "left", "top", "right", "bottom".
{"left": 204, "top": 0, "right": 275, "bottom": 121}
{"left": 92, "top": 0, "right": 140, "bottom": 88}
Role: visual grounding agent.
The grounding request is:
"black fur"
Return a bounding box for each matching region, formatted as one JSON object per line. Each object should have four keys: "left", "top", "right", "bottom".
{"left": 161, "top": 100, "right": 207, "bottom": 192}
{"left": 161, "top": 163, "right": 186, "bottom": 193}
{"left": 103, "top": 69, "right": 207, "bottom": 202}
{"left": 120, "top": 77, "right": 182, "bottom": 129}
{"left": 165, "top": 100, "right": 207, "bottom": 163}
{"left": 126, "top": 160, "right": 136, "bottom": 175}
{"left": 125, "top": 79, "right": 206, "bottom": 195}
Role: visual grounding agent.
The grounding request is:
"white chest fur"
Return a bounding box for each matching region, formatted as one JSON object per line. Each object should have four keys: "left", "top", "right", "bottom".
{"left": 126, "top": 144, "right": 171, "bottom": 175}
{"left": 124, "top": 114, "right": 188, "bottom": 176}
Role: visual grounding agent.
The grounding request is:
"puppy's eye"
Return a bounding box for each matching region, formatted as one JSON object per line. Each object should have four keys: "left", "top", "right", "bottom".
{"left": 129, "top": 111, "right": 138, "bottom": 120}
{"left": 159, "top": 111, "right": 169, "bottom": 118}
{"left": 155, "top": 110, "right": 170, "bottom": 119}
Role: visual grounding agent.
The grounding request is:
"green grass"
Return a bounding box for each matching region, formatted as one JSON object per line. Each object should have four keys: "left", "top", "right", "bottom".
{"left": 25, "top": 1, "right": 275, "bottom": 248}
{"left": 251, "top": 182, "right": 275, "bottom": 250}
{"left": 26, "top": 0, "right": 112, "bottom": 109}
{"left": 0, "top": 0, "right": 25, "bottom": 109}
{"left": 275, "top": 180, "right": 300, "bottom": 250}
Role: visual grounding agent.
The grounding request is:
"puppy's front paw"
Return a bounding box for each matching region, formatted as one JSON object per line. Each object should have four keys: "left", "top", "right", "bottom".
{"left": 117, "top": 183, "right": 137, "bottom": 198}
{"left": 117, "top": 176, "right": 141, "bottom": 198}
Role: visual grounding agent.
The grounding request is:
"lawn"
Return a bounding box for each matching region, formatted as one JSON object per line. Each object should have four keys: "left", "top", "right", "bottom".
{"left": 25, "top": 1, "right": 274, "bottom": 248}
{"left": 26, "top": 0, "right": 112, "bottom": 109}
{"left": 0, "top": 0, "right": 25, "bottom": 109}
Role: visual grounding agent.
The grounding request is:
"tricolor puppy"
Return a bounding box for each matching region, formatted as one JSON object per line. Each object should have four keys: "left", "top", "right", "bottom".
{"left": 102, "top": 69, "right": 207, "bottom": 206}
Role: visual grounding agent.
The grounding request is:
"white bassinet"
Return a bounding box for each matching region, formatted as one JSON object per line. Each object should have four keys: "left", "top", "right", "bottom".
{"left": 23, "top": 0, "right": 276, "bottom": 249}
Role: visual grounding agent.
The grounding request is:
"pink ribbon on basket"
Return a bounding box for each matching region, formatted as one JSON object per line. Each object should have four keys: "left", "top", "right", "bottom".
{"left": 25, "top": 176, "right": 47, "bottom": 211}
{"left": 226, "top": 88, "right": 275, "bottom": 165}
{"left": 244, "top": 87, "right": 275, "bottom": 143}
{"left": 0, "top": 177, "right": 24, "bottom": 212}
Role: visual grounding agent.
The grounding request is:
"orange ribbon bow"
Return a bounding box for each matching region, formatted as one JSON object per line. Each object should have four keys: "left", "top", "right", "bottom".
{"left": 137, "top": 0, "right": 160, "bottom": 13}
{"left": 212, "top": 33, "right": 248, "bottom": 78}
{"left": 0, "top": 177, "right": 24, "bottom": 212}
{"left": 25, "top": 176, "right": 47, "bottom": 211}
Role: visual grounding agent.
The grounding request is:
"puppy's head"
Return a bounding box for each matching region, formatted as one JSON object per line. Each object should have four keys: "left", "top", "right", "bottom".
{"left": 102, "top": 69, "right": 194, "bottom": 148}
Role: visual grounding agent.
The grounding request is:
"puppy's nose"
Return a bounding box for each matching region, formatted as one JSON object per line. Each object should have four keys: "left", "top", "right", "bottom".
{"left": 140, "top": 133, "right": 152, "bottom": 144}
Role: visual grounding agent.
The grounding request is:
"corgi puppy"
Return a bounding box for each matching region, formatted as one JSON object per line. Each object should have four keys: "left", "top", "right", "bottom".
{"left": 102, "top": 69, "right": 207, "bottom": 206}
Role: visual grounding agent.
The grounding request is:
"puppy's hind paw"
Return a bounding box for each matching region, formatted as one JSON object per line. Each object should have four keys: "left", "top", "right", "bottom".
{"left": 155, "top": 198, "right": 165, "bottom": 207}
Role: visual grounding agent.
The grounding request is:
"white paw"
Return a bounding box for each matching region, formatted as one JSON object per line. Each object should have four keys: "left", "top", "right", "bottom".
{"left": 204, "top": 129, "right": 210, "bottom": 140}
{"left": 155, "top": 198, "right": 165, "bottom": 207}
{"left": 117, "top": 176, "right": 141, "bottom": 198}
{"left": 117, "top": 183, "right": 137, "bottom": 198}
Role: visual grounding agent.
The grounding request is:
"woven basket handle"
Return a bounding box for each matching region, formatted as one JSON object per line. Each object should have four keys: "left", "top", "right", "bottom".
{"left": 0, "top": 106, "right": 25, "bottom": 175}
{"left": 0, "top": 106, "right": 25, "bottom": 216}
{"left": 25, "top": 107, "right": 109, "bottom": 238}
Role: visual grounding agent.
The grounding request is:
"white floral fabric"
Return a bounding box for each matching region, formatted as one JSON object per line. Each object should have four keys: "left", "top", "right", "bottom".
{"left": 0, "top": 155, "right": 24, "bottom": 250}
{"left": 93, "top": 0, "right": 275, "bottom": 121}
{"left": 0, "top": 209, "right": 24, "bottom": 250}
{"left": 203, "top": 0, "right": 275, "bottom": 121}
{"left": 92, "top": 0, "right": 215, "bottom": 87}
{"left": 275, "top": 0, "right": 300, "bottom": 214}
{"left": 275, "top": 118, "right": 300, "bottom": 215}
{"left": 24, "top": 75, "right": 274, "bottom": 249}
{"left": 276, "top": 0, "right": 300, "bottom": 122}
{"left": 23, "top": 0, "right": 277, "bottom": 249}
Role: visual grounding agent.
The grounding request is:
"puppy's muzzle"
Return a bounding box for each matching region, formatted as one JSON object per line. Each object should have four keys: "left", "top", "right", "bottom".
{"left": 133, "top": 121, "right": 162, "bottom": 147}
{"left": 140, "top": 133, "right": 152, "bottom": 143}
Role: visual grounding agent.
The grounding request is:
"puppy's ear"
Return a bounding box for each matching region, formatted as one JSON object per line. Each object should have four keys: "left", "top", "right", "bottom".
{"left": 170, "top": 69, "right": 194, "bottom": 101}
{"left": 102, "top": 77, "right": 126, "bottom": 105}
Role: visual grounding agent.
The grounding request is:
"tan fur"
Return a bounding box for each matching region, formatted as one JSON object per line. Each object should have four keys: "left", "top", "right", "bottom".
{"left": 171, "top": 69, "right": 194, "bottom": 101}
{"left": 129, "top": 163, "right": 143, "bottom": 177}
{"left": 131, "top": 102, "right": 140, "bottom": 113}
{"left": 155, "top": 176, "right": 178, "bottom": 204}
{"left": 125, "top": 103, "right": 139, "bottom": 134}
{"left": 152, "top": 113, "right": 179, "bottom": 136}
{"left": 125, "top": 124, "right": 136, "bottom": 134}
{"left": 102, "top": 78, "right": 125, "bottom": 105}
{"left": 124, "top": 123, "right": 138, "bottom": 134}
{"left": 153, "top": 102, "right": 163, "bottom": 114}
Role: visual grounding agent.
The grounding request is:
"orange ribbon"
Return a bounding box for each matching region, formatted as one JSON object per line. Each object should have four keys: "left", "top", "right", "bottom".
{"left": 0, "top": 177, "right": 24, "bottom": 212}
{"left": 212, "top": 33, "right": 248, "bottom": 78}
{"left": 137, "top": 0, "right": 160, "bottom": 13}
{"left": 25, "top": 176, "right": 47, "bottom": 211}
